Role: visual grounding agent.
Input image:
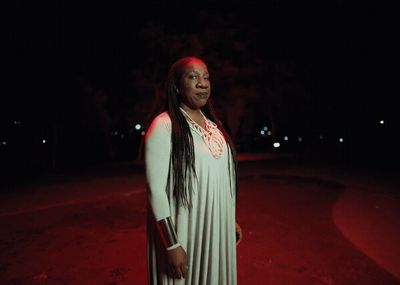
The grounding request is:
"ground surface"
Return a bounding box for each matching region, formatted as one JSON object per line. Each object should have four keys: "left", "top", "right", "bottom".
{"left": 0, "top": 155, "right": 399, "bottom": 285}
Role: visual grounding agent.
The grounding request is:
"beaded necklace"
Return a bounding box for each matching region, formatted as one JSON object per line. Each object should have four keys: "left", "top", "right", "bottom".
{"left": 179, "top": 107, "right": 225, "bottom": 159}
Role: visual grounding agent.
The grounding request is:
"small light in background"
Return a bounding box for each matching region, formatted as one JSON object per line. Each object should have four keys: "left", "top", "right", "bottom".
{"left": 141, "top": 131, "right": 145, "bottom": 136}
{"left": 260, "top": 130, "right": 265, "bottom": 136}
{"left": 339, "top": 138, "right": 344, "bottom": 143}
{"left": 273, "top": 142, "right": 280, "bottom": 148}
{"left": 13, "top": 120, "right": 22, "bottom": 125}
{"left": 379, "top": 120, "right": 384, "bottom": 125}
{"left": 135, "top": 124, "right": 142, "bottom": 130}
{"left": 319, "top": 135, "right": 324, "bottom": 140}
{"left": 283, "top": 136, "right": 288, "bottom": 141}
{"left": 267, "top": 131, "right": 272, "bottom": 136}
{"left": 263, "top": 126, "right": 268, "bottom": 131}
{"left": 42, "top": 139, "right": 46, "bottom": 144}
{"left": 1, "top": 141, "right": 7, "bottom": 146}
{"left": 297, "top": 137, "right": 303, "bottom": 142}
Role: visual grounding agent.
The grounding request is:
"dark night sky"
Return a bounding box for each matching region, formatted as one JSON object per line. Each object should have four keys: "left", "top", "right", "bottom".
{"left": 2, "top": 0, "right": 399, "bottom": 169}
{"left": 6, "top": 1, "right": 398, "bottom": 112}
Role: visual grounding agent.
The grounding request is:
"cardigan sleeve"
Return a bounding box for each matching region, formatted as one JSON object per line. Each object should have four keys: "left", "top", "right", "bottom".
{"left": 145, "top": 113, "right": 172, "bottom": 221}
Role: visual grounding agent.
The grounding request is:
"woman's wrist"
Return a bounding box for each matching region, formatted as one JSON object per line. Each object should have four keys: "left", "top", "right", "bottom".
{"left": 166, "top": 243, "right": 181, "bottom": 251}
{"left": 157, "top": 216, "right": 180, "bottom": 249}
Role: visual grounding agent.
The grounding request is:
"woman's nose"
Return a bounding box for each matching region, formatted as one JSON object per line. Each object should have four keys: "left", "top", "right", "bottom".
{"left": 196, "top": 79, "right": 209, "bottom": 88}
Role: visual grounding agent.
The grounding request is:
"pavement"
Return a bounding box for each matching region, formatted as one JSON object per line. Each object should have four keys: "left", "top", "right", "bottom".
{"left": 0, "top": 153, "right": 399, "bottom": 284}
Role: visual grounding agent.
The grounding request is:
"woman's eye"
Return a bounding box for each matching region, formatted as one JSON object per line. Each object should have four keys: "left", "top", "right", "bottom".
{"left": 189, "top": 75, "right": 197, "bottom": 80}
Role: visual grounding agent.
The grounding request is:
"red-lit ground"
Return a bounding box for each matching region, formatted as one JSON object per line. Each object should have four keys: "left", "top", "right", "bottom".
{"left": 0, "top": 156, "right": 399, "bottom": 285}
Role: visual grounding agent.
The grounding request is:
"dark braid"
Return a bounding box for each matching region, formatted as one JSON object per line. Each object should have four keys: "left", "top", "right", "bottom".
{"left": 165, "top": 76, "right": 196, "bottom": 208}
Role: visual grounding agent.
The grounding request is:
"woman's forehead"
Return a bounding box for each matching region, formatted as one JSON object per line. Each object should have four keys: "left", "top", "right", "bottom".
{"left": 183, "top": 60, "right": 209, "bottom": 73}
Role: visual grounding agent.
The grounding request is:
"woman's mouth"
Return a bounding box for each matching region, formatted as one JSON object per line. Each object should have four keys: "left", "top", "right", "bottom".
{"left": 196, "top": 92, "right": 209, "bottom": 99}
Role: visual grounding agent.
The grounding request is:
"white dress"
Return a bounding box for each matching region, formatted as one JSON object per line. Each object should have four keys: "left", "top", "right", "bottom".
{"left": 145, "top": 111, "right": 237, "bottom": 285}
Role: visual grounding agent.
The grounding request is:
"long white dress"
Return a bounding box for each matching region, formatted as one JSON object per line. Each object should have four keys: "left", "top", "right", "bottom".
{"left": 145, "top": 111, "right": 237, "bottom": 285}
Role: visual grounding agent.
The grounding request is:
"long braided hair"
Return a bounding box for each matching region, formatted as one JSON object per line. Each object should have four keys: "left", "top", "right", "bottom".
{"left": 150, "top": 57, "right": 237, "bottom": 209}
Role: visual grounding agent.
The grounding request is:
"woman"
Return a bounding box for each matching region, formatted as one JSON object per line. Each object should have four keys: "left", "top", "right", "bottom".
{"left": 145, "top": 56, "right": 242, "bottom": 285}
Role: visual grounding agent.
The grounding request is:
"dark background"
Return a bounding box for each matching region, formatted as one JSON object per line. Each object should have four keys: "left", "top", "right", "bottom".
{"left": 2, "top": 1, "right": 399, "bottom": 184}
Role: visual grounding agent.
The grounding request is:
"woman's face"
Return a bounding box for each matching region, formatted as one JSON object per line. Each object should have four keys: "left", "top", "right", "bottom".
{"left": 177, "top": 59, "right": 211, "bottom": 110}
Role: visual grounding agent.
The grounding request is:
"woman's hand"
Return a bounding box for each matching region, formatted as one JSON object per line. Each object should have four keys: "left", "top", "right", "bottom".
{"left": 166, "top": 246, "right": 188, "bottom": 279}
{"left": 236, "top": 222, "right": 243, "bottom": 245}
